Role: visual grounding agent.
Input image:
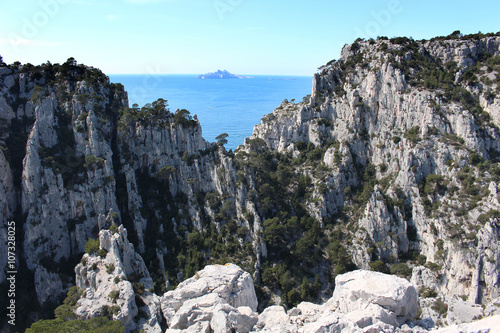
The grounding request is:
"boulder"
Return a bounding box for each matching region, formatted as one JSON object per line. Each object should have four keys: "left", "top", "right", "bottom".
{"left": 328, "top": 270, "right": 418, "bottom": 325}
{"left": 161, "top": 263, "right": 258, "bottom": 332}
{"left": 252, "top": 305, "right": 298, "bottom": 333}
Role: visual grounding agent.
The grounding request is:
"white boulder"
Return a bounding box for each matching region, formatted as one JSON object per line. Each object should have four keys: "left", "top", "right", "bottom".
{"left": 328, "top": 270, "right": 418, "bottom": 325}
{"left": 161, "top": 263, "right": 258, "bottom": 332}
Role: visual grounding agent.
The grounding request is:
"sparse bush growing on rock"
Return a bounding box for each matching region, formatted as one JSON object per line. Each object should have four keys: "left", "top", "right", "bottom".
{"left": 390, "top": 263, "right": 412, "bottom": 277}
{"left": 85, "top": 238, "right": 100, "bottom": 255}
{"left": 98, "top": 249, "right": 107, "bottom": 258}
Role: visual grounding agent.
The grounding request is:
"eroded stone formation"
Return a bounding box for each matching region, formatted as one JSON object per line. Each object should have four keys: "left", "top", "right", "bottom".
{"left": 2, "top": 33, "right": 500, "bottom": 332}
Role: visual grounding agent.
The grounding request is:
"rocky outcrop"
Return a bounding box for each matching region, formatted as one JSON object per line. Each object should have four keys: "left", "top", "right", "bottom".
{"left": 248, "top": 34, "right": 500, "bottom": 312}
{"left": 4, "top": 33, "right": 500, "bottom": 332}
{"left": 160, "top": 263, "right": 258, "bottom": 332}
{"left": 197, "top": 70, "right": 249, "bottom": 79}
{"left": 328, "top": 270, "right": 418, "bottom": 325}
{"left": 252, "top": 270, "right": 419, "bottom": 333}
{"left": 75, "top": 225, "right": 162, "bottom": 332}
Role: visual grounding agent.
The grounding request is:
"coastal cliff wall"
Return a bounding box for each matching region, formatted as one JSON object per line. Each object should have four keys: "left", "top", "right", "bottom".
{"left": 2, "top": 32, "right": 500, "bottom": 331}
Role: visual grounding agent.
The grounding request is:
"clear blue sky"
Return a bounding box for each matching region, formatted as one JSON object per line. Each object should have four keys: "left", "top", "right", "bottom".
{"left": 1, "top": 0, "right": 499, "bottom": 75}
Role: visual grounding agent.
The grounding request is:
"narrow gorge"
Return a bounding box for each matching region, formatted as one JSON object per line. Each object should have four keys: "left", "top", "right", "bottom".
{"left": 1, "top": 32, "right": 500, "bottom": 332}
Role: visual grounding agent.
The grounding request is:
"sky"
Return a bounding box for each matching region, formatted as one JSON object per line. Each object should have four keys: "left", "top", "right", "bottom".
{"left": 1, "top": 0, "right": 499, "bottom": 76}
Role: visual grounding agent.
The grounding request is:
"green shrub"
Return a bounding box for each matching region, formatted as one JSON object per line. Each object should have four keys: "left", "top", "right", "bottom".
{"left": 25, "top": 316, "right": 124, "bottom": 333}
{"left": 108, "top": 290, "right": 120, "bottom": 301}
{"left": 469, "top": 152, "right": 484, "bottom": 166}
{"left": 84, "top": 155, "right": 105, "bottom": 169}
{"left": 404, "top": 126, "right": 421, "bottom": 144}
{"left": 370, "top": 260, "right": 389, "bottom": 273}
{"left": 432, "top": 298, "right": 448, "bottom": 315}
{"left": 426, "top": 262, "right": 442, "bottom": 272}
{"left": 420, "top": 286, "right": 438, "bottom": 298}
{"left": 417, "top": 254, "right": 427, "bottom": 265}
{"left": 98, "top": 249, "right": 107, "bottom": 258}
{"left": 390, "top": 263, "right": 412, "bottom": 276}
{"left": 110, "top": 224, "right": 118, "bottom": 234}
{"left": 106, "top": 264, "right": 115, "bottom": 274}
{"left": 158, "top": 165, "right": 176, "bottom": 179}
{"left": 54, "top": 286, "right": 84, "bottom": 321}
{"left": 133, "top": 282, "right": 145, "bottom": 295}
{"left": 85, "top": 238, "right": 100, "bottom": 255}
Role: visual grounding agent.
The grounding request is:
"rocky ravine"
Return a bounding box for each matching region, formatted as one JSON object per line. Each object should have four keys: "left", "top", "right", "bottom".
{"left": 2, "top": 32, "right": 500, "bottom": 331}
{"left": 73, "top": 227, "right": 499, "bottom": 332}
{"left": 251, "top": 34, "right": 500, "bottom": 306}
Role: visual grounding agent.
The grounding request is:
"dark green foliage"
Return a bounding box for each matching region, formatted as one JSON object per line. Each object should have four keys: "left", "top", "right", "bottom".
{"left": 418, "top": 174, "right": 447, "bottom": 216}
{"left": 110, "top": 224, "right": 118, "bottom": 234}
{"left": 423, "top": 174, "right": 446, "bottom": 195}
{"left": 84, "top": 155, "right": 105, "bottom": 169}
{"left": 431, "top": 298, "right": 448, "bottom": 315}
{"left": 417, "top": 254, "right": 427, "bottom": 265}
{"left": 348, "top": 163, "right": 378, "bottom": 219}
{"left": 370, "top": 260, "right": 389, "bottom": 273}
{"left": 133, "top": 282, "right": 145, "bottom": 295}
{"left": 469, "top": 152, "right": 484, "bottom": 166}
{"left": 420, "top": 286, "right": 438, "bottom": 298}
{"left": 85, "top": 238, "right": 99, "bottom": 255}
{"left": 27, "top": 285, "right": 124, "bottom": 333}
{"left": 118, "top": 98, "right": 173, "bottom": 131}
{"left": 317, "top": 118, "right": 333, "bottom": 127}
{"left": 98, "top": 249, "right": 107, "bottom": 258}
{"left": 404, "top": 126, "right": 421, "bottom": 144}
{"left": 216, "top": 133, "right": 229, "bottom": 146}
{"left": 390, "top": 263, "right": 411, "bottom": 277}
{"left": 25, "top": 316, "right": 124, "bottom": 333}
{"left": 174, "top": 108, "right": 196, "bottom": 126}
{"left": 327, "top": 230, "right": 356, "bottom": 277}
{"left": 54, "top": 286, "right": 84, "bottom": 321}
{"left": 106, "top": 264, "right": 115, "bottom": 274}
{"left": 247, "top": 138, "right": 267, "bottom": 152}
{"left": 477, "top": 209, "right": 500, "bottom": 225}
{"left": 108, "top": 290, "right": 120, "bottom": 301}
{"left": 426, "top": 262, "right": 442, "bottom": 272}
{"left": 31, "top": 85, "right": 47, "bottom": 102}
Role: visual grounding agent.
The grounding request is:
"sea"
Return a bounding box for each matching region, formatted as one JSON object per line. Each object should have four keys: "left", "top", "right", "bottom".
{"left": 109, "top": 74, "right": 312, "bottom": 150}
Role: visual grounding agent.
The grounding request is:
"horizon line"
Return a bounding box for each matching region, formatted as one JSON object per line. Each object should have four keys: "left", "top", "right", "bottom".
{"left": 108, "top": 73, "right": 313, "bottom": 77}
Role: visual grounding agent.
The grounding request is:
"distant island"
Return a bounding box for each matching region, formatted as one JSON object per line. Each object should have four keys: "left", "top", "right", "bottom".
{"left": 197, "top": 69, "right": 250, "bottom": 79}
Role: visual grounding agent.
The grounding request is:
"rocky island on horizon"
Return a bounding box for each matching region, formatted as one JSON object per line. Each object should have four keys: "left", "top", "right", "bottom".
{"left": 197, "top": 69, "right": 250, "bottom": 79}
{"left": 2, "top": 30, "right": 500, "bottom": 332}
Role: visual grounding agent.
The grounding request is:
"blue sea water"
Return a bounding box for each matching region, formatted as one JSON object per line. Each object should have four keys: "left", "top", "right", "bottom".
{"left": 109, "top": 75, "right": 312, "bottom": 150}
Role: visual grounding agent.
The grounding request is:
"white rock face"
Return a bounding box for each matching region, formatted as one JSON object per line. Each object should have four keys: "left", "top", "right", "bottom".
{"left": 161, "top": 263, "right": 258, "bottom": 332}
{"left": 434, "top": 314, "right": 500, "bottom": 333}
{"left": 329, "top": 270, "right": 418, "bottom": 325}
{"left": 248, "top": 35, "right": 500, "bottom": 309}
{"left": 252, "top": 306, "right": 298, "bottom": 333}
{"left": 75, "top": 226, "right": 162, "bottom": 333}
{"left": 252, "top": 270, "right": 420, "bottom": 333}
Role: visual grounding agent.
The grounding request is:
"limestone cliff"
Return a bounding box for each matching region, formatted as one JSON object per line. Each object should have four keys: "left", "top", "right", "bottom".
{"left": 3, "top": 32, "right": 500, "bottom": 332}
{"left": 249, "top": 34, "right": 500, "bottom": 309}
